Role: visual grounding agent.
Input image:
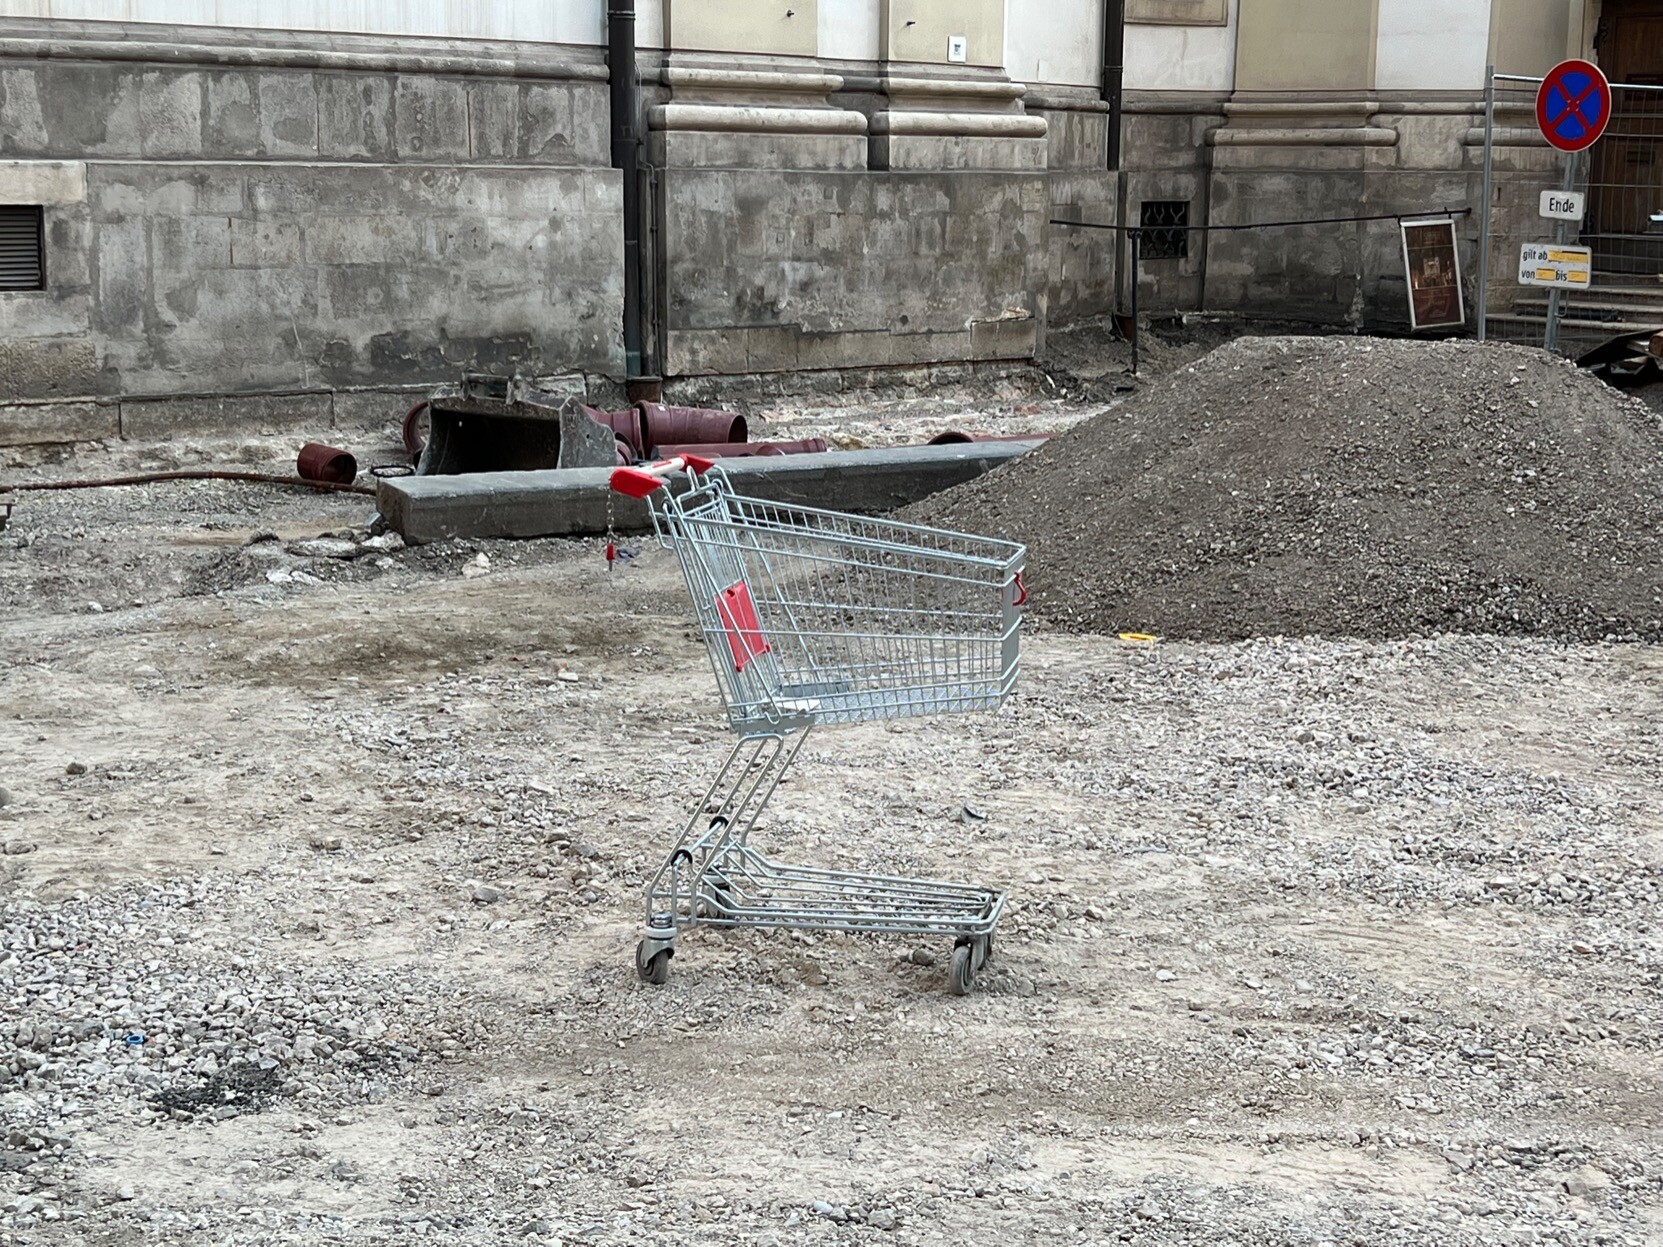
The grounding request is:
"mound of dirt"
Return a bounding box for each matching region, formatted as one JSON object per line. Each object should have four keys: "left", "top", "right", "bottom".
{"left": 909, "top": 336, "right": 1663, "bottom": 641}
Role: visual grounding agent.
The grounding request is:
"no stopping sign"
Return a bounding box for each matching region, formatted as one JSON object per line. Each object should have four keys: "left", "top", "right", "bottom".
{"left": 1537, "top": 59, "right": 1612, "bottom": 153}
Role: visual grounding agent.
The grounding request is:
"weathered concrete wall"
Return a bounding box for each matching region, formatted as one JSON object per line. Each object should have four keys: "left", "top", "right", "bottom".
{"left": 0, "top": 21, "right": 625, "bottom": 443}
{"left": 1121, "top": 93, "right": 1227, "bottom": 313}
{"left": 662, "top": 167, "right": 1047, "bottom": 373}
{"left": 0, "top": 15, "right": 1107, "bottom": 447}
{"left": 1033, "top": 92, "right": 1118, "bottom": 323}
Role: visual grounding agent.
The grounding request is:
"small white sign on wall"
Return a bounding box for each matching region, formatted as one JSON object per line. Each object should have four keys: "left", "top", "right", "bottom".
{"left": 947, "top": 35, "right": 968, "bottom": 63}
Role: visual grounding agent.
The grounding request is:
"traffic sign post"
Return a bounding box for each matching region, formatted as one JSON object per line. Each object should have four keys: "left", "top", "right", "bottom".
{"left": 1534, "top": 61, "right": 1610, "bottom": 352}
{"left": 1542, "top": 155, "right": 1581, "bottom": 353}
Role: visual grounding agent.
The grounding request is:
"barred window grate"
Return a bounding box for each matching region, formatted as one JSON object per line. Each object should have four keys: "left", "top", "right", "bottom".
{"left": 0, "top": 206, "right": 45, "bottom": 291}
{"left": 1139, "top": 200, "right": 1190, "bottom": 260}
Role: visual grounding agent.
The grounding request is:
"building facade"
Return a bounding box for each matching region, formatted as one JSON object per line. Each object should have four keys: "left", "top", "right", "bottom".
{"left": 0, "top": 1, "right": 1117, "bottom": 444}
{"left": 0, "top": 2, "right": 1630, "bottom": 444}
{"left": 1121, "top": 0, "right": 1613, "bottom": 332}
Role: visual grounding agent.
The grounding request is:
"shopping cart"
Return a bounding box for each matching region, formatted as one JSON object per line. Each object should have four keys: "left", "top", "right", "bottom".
{"left": 610, "top": 454, "right": 1027, "bottom": 994}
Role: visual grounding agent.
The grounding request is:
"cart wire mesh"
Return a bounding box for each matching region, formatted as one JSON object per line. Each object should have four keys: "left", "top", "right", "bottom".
{"left": 649, "top": 472, "right": 1026, "bottom": 735}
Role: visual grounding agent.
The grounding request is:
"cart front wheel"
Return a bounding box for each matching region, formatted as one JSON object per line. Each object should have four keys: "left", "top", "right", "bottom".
{"left": 949, "top": 943, "right": 975, "bottom": 996}
{"left": 636, "top": 941, "right": 672, "bottom": 985}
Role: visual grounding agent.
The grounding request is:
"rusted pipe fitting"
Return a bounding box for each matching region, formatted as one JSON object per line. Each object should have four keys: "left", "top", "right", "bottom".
{"left": 401, "top": 400, "right": 430, "bottom": 462}
{"left": 585, "top": 405, "right": 649, "bottom": 457}
{"left": 636, "top": 402, "right": 747, "bottom": 452}
{"left": 296, "top": 443, "right": 359, "bottom": 484}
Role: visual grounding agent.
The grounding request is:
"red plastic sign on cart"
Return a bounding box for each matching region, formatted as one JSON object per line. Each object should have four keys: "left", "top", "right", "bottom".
{"left": 1536, "top": 59, "right": 1612, "bottom": 153}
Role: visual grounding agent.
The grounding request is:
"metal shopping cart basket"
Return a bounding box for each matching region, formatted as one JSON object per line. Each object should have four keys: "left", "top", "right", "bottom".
{"left": 610, "top": 454, "right": 1027, "bottom": 994}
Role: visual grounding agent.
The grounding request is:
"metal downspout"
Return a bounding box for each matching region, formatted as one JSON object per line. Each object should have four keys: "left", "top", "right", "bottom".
{"left": 608, "top": 0, "right": 643, "bottom": 378}
{"left": 1102, "top": 0, "right": 1126, "bottom": 170}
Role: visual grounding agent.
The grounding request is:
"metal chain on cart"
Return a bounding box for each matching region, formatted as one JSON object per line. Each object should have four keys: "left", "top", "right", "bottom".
{"left": 604, "top": 486, "right": 618, "bottom": 572}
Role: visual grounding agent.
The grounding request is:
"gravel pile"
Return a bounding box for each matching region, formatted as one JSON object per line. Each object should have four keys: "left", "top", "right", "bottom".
{"left": 909, "top": 336, "right": 1663, "bottom": 641}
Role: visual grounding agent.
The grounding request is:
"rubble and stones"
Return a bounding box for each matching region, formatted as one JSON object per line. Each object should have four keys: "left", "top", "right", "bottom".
{"left": 0, "top": 371, "right": 1658, "bottom": 1245}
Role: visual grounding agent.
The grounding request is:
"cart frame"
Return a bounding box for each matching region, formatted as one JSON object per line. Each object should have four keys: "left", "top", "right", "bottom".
{"left": 612, "top": 456, "right": 1025, "bottom": 994}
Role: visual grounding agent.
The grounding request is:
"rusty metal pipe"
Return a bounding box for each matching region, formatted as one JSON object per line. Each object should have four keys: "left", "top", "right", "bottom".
{"left": 636, "top": 402, "right": 747, "bottom": 451}
{"left": 296, "top": 443, "right": 359, "bottom": 484}
{"left": 927, "top": 431, "right": 1054, "bottom": 445}
{"left": 585, "top": 404, "right": 649, "bottom": 457}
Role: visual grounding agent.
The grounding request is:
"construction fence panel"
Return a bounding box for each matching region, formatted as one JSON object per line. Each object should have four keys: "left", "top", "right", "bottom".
{"left": 1481, "top": 74, "right": 1663, "bottom": 356}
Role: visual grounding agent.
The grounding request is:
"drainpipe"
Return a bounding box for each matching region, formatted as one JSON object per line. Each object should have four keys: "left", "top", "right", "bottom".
{"left": 608, "top": 0, "right": 643, "bottom": 378}
{"left": 1101, "top": 0, "right": 1126, "bottom": 170}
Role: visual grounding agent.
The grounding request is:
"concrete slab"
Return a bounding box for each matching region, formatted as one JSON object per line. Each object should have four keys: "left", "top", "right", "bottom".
{"left": 376, "top": 442, "right": 1041, "bottom": 544}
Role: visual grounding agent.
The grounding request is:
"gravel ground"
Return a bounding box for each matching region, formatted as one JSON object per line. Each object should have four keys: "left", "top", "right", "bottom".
{"left": 911, "top": 336, "right": 1663, "bottom": 642}
{"left": 0, "top": 449, "right": 1659, "bottom": 1246}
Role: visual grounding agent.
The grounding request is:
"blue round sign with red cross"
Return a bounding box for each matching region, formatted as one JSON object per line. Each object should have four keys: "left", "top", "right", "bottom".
{"left": 1536, "top": 59, "right": 1612, "bottom": 153}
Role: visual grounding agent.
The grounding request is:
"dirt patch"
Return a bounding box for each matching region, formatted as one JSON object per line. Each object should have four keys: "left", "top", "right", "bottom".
{"left": 909, "top": 336, "right": 1663, "bottom": 641}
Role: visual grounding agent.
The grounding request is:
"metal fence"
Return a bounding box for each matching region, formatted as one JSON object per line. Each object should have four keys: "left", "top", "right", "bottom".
{"left": 1479, "top": 71, "right": 1663, "bottom": 355}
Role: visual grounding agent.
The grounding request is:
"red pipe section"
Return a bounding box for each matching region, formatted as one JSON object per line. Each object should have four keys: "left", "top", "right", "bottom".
{"left": 296, "top": 443, "right": 359, "bottom": 484}
{"left": 402, "top": 400, "right": 430, "bottom": 461}
{"left": 927, "top": 431, "right": 1055, "bottom": 445}
{"left": 586, "top": 405, "right": 650, "bottom": 457}
{"left": 636, "top": 402, "right": 747, "bottom": 452}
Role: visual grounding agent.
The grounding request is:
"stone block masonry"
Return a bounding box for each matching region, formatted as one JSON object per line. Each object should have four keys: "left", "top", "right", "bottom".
{"left": 0, "top": 22, "right": 625, "bottom": 444}
{"left": 0, "top": 19, "right": 1110, "bottom": 447}
{"left": 89, "top": 163, "right": 623, "bottom": 396}
{"left": 663, "top": 169, "right": 1048, "bottom": 375}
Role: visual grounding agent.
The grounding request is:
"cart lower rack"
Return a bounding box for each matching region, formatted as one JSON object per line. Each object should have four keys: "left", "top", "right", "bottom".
{"left": 611, "top": 456, "right": 1026, "bottom": 994}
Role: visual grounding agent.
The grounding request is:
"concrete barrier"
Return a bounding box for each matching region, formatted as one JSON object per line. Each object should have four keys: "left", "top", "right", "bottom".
{"left": 376, "top": 441, "right": 1043, "bottom": 544}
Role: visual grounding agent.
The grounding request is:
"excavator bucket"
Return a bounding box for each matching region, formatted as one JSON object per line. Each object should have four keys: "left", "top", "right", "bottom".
{"left": 416, "top": 375, "right": 622, "bottom": 475}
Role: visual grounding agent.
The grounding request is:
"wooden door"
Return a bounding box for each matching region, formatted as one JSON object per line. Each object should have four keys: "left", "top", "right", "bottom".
{"left": 1590, "top": 2, "right": 1663, "bottom": 269}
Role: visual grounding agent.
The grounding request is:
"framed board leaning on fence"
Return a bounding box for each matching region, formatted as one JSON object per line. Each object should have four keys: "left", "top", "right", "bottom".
{"left": 1400, "top": 217, "right": 1465, "bottom": 331}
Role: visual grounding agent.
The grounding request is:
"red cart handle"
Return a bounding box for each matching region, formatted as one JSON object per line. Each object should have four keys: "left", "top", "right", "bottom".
{"left": 609, "top": 454, "right": 716, "bottom": 498}
{"left": 1012, "top": 572, "right": 1028, "bottom": 607}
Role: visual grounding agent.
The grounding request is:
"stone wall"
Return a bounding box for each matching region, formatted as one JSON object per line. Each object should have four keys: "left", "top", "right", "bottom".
{"left": 1033, "top": 90, "right": 1119, "bottom": 324}
{"left": 0, "top": 20, "right": 625, "bottom": 445}
{"left": 662, "top": 167, "right": 1048, "bottom": 373}
{"left": 1201, "top": 101, "right": 1482, "bottom": 330}
{"left": 0, "top": 17, "right": 1122, "bottom": 447}
{"left": 1117, "top": 92, "right": 1494, "bottom": 332}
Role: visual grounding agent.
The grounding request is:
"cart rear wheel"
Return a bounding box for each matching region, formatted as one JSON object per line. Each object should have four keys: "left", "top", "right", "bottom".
{"left": 949, "top": 944, "right": 975, "bottom": 996}
{"left": 700, "top": 878, "right": 736, "bottom": 918}
{"left": 636, "top": 941, "right": 672, "bottom": 985}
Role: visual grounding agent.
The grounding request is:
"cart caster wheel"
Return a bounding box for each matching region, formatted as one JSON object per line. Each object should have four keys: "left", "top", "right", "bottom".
{"left": 636, "top": 941, "right": 672, "bottom": 985}
{"left": 972, "top": 934, "right": 993, "bottom": 972}
{"left": 949, "top": 943, "right": 975, "bottom": 996}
